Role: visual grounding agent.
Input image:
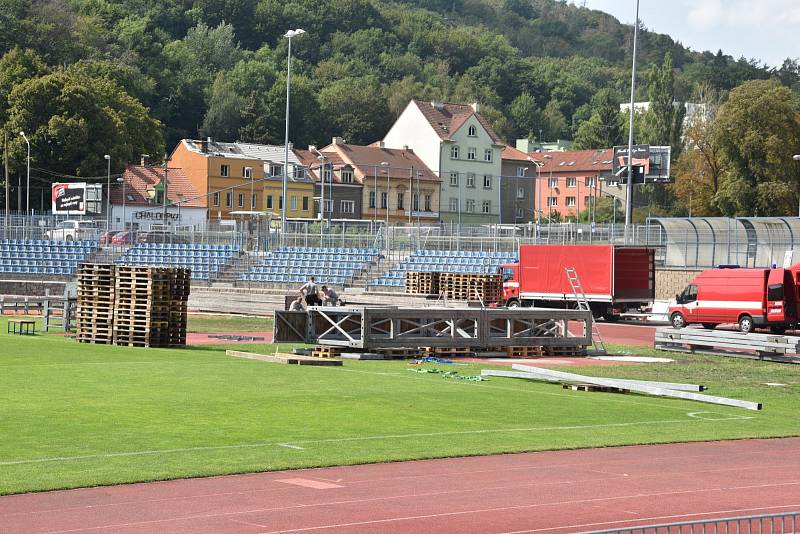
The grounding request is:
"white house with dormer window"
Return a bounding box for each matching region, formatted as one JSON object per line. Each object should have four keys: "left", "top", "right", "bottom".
{"left": 383, "top": 99, "right": 504, "bottom": 223}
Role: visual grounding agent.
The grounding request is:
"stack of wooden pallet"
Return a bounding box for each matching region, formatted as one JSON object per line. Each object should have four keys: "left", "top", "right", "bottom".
{"left": 169, "top": 268, "right": 191, "bottom": 346}
{"left": 113, "top": 266, "right": 173, "bottom": 347}
{"left": 439, "top": 273, "right": 502, "bottom": 303}
{"left": 75, "top": 263, "right": 116, "bottom": 344}
{"left": 405, "top": 271, "right": 440, "bottom": 295}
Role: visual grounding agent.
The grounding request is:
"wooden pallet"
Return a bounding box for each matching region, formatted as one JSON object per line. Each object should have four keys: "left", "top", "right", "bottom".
{"left": 226, "top": 350, "right": 342, "bottom": 366}
{"left": 503, "top": 346, "right": 545, "bottom": 358}
{"left": 545, "top": 346, "right": 587, "bottom": 357}
{"left": 311, "top": 345, "right": 344, "bottom": 358}
{"left": 372, "top": 347, "right": 422, "bottom": 359}
{"left": 422, "top": 346, "right": 475, "bottom": 357}
{"left": 562, "top": 383, "right": 627, "bottom": 393}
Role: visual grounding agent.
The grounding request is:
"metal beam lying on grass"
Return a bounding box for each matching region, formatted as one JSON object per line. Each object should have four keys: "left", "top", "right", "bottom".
{"left": 505, "top": 366, "right": 706, "bottom": 392}
{"left": 482, "top": 365, "right": 761, "bottom": 411}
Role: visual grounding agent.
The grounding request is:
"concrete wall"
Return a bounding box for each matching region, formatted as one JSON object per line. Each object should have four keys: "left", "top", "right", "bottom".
{"left": 655, "top": 267, "right": 703, "bottom": 300}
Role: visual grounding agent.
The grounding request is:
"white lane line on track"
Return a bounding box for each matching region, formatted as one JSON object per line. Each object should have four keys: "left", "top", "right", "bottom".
{"left": 41, "top": 483, "right": 800, "bottom": 533}
{"left": 0, "top": 417, "right": 706, "bottom": 466}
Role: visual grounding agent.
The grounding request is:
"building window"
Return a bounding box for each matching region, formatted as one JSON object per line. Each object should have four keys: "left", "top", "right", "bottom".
{"left": 238, "top": 192, "right": 244, "bottom": 208}
{"left": 585, "top": 176, "right": 596, "bottom": 187}
{"left": 294, "top": 166, "right": 305, "bottom": 179}
{"left": 341, "top": 170, "right": 353, "bottom": 183}
{"left": 243, "top": 166, "right": 252, "bottom": 179}
{"left": 449, "top": 198, "right": 458, "bottom": 212}
{"left": 467, "top": 147, "right": 476, "bottom": 160}
{"left": 517, "top": 187, "right": 525, "bottom": 199}
{"left": 466, "top": 173, "right": 476, "bottom": 188}
{"left": 567, "top": 177, "right": 577, "bottom": 188}
{"left": 291, "top": 195, "right": 297, "bottom": 210}
{"left": 466, "top": 199, "right": 475, "bottom": 213}
{"left": 482, "top": 200, "right": 491, "bottom": 214}
{"left": 548, "top": 196, "right": 558, "bottom": 207}
{"left": 369, "top": 191, "right": 376, "bottom": 209}
{"left": 397, "top": 192, "right": 405, "bottom": 210}
{"left": 516, "top": 207, "right": 524, "bottom": 218}
{"left": 483, "top": 175, "right": 492, "bottom": 189}
{"left": 566, "top": 196, "right": 576, "bottom": 207}
{"left": 412, "top": 192, "right": 419, "bottom": 211}
{"left": 221, "top": 164, "right": 230, "bottom": 177}
{"left": 584, "top": 196, "right": 591, "bottom": 207}
{"left": 324, "top": 199, "right": 333, "bottom": 213}
{"left": 468, "top": 125, "right": 476, "bottom": 137}
{"left": 548, "top": 177, "right": 558, "bottom": 188}
{"left": 302, "top": 196, "right": 309, "bottom": 211}
{"left": 341, "top": 200, "right": 355, "bottom": 214}
{"left": 424, "top": 194, "right": 432, "bottom": 212}
{"left": 484, "top": 149, "right": 492, "bottom": 162}
{"left": 225, "top": 192, "right": 232, "bottom": 207}
{"left": 269, "top": 163, "right": 282, "bottom": 177}
{"left": 381, "top": 192, "right": 388, "bottom": 209}
{"left": 251, "top": 193, "right": 257, "bottom": 209}
{"left": 279, "top": 196, "right": 283, "bottom": 210}
{"left": 267, "top": 195, "right": 273, "bottom": 209}
{"left": 449, "top": 172, "right": 459, "bottom": 187}
{"left": 323, "top": 166, "right": 332, "bottom": 182}
{"left": 451, "top": 145, "right": 460, "bottom": 159}
{"left": 517, "top": 166, "right": 527, "bottom": 177}
{"left": 213, "top": 192, "right": 219, "bottom": 207}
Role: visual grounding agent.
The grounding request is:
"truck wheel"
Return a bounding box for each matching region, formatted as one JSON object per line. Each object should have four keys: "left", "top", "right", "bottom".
{"left": 670, "top": 312, "right": 686, "bottom": 329}
{"left": 738, "top": 315, "right": 754, "bottom": 333}
{"left": 506, "top": 299, "right": 520, "bottom": 308}
{"left": 702, "top": 323, "right": 717, "bottom": 330}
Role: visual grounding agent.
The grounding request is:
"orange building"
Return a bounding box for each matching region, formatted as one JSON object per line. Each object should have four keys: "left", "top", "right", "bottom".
{"left": 533, "top": 149, "right": 612, "bottom": 220}
{"left": 169, "top": 139, "right": 265, "bottom": 219}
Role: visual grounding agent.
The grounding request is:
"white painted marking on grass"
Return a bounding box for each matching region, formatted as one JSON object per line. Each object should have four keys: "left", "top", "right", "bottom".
{"left": 0, "top": 416, "right": 728, "bottom": 467}
{"left": 278, "top": 444, "right": 304, "bottom": 450}
{"left": 687, "top": 411, "right": 753, "bottom": 421}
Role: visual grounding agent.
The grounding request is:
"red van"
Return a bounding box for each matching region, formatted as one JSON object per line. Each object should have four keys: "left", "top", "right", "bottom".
{"left": 669, "top": 266, "right": 798, "bottom": 333}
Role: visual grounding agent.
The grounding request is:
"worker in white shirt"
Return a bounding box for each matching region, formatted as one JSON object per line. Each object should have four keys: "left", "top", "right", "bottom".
{"left": 321, "top": 286, "right": 339, "bottom": 306}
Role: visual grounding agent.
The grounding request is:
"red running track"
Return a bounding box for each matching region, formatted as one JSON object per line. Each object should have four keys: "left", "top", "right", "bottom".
{"left": 2, "top": 438, "right": 799, "bottom": 533}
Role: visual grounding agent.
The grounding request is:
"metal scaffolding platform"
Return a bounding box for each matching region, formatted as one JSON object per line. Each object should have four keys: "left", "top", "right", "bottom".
{"left": 274, "top": 306, "right": 593, "bottom": 350}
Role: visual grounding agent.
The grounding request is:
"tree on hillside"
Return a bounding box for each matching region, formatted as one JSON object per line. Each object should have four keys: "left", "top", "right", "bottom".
{"left": 639, "top": 52, "right": 685, "bottom": 156}
{"left": 318, "top": 76, "right": 391, "bottom": 145}
{"left": 6, "top": 70, "right": 163, "bottom": 177}
{"left": 573, "top": 88, "right": 624, "bottom": 149}
{"left": 508, "top": 92, "right": 542, "bottom": 139}
{"left": 0, "top": 47, "right": 48, "bottom": 125}
{"left": 712, "top": 79, "right": 800, "bottom": 216}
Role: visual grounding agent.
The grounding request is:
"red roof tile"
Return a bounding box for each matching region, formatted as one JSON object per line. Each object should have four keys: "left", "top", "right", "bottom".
{"left": 501, "top": 145, "right": 539, "bottom": 163}
{"left": 293, "top": 149, "right": 353, "bottom": 185}
{"left": 412, "top": 100, "right": 503, "bottom": 144}
{"left": 321, "top": 143, "right": 439, "bottom": 183}
{"left": 110, "top": 165, "right": 206, "bottom": 208}
{"left": 534, "top": 149, "right": 614, "bottom": 174}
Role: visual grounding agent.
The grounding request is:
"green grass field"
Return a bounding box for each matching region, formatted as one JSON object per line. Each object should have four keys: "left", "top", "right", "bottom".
{"left": 1, "top": 316, "right": 799, "bottom": 495}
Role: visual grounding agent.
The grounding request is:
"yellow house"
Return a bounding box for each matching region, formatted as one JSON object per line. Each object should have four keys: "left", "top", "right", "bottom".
{"left": 169, "top": 139, "right": 265, "bottom": 219}
{"left": 260, "top": 160, "right": 315, "bottom": 219}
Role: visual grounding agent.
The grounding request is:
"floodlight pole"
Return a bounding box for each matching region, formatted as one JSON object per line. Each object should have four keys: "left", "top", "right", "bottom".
{"left": 624, "top": 0, "right": 640, "bottom": 243}
{"left": 794, "top": 154, "right": 800, "bottom": 216}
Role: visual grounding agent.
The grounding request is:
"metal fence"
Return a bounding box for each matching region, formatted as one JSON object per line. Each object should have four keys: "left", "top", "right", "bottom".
{"left": 581, "top": 511, "right": 799, "bottom": 534}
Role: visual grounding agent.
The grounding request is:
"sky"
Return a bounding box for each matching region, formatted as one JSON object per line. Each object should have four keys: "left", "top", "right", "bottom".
{"left": 586, "top": 0, "right": 800, "bottom": 68}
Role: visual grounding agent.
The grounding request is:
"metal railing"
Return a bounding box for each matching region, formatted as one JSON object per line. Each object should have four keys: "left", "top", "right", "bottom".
{"left": 581, "top": 511, "right": 799, "bottom": 534}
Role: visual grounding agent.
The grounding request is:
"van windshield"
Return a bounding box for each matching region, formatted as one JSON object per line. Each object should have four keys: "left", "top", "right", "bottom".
{"left": 502, "top": 267, "right": 514, "bottom": 282}
{"left": 681, "top": 284, "right": 698, "bottom": 303}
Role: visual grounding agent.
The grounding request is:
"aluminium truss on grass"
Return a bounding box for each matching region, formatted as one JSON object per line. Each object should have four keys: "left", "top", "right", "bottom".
{"left": 274, "top": 306, "right": 593, "bottom": 350}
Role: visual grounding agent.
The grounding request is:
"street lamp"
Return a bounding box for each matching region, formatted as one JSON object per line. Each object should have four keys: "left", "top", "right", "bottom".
{"left": 381, "top": 161, "right": 390, "bottom": 226}
{"left": 104, "top": 154, "right": 111, "bottom": 232}
{"left": 794, "top": 154, "right": 800, "bottom": 216}
{"left": 624, "top": 0, "right": 641, "bottom": 242}
{"left": 282, "top": 28, "right": 306, "bottom": 240}
{"left": 19, "top": 131, "right": 30, "bottom": 216}
{"left": 116, "top": 176, "right": 126, "bottom": 231}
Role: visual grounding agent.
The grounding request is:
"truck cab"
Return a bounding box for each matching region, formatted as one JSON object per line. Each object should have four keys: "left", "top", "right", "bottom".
{"left": 500, "top": 263, "right": 520, "bottom": 306}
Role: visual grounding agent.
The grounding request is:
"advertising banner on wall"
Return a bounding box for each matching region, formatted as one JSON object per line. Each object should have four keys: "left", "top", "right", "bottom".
{"left": 51, "top": 182, "right": 87, "bottom": 215}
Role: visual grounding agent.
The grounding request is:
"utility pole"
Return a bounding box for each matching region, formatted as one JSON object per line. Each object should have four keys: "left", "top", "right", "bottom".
{"left": 624, "top": 0, "right": 641, "bottom": 243}
{"left": 4, "top": 131, "right": 9, "bottom": 236}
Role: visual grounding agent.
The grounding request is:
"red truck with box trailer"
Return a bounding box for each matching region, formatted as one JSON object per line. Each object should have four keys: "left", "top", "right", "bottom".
{"left": 500, "top": 244, "right": 655, "bottom": 319}
{"left": 668, "top": 265, "right": 799, "bottom": 333}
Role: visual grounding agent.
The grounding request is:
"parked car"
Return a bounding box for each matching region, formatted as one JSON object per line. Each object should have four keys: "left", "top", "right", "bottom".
{"left": 44, "top": 220, "right": 99, "bottom": 241}
{"left": 110, "top": 230, "right": 134, "bottom": 245}
{"left": 99, "top": 230, "right": 120, "bottom": 244}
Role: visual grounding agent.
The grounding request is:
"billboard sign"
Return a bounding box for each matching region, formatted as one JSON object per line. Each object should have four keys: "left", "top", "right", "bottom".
{"left": 52, "top": 182, "right": 87, "bottom": 215}
{"left": 610, "top": 145, "right": 671, "bottom": 184}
